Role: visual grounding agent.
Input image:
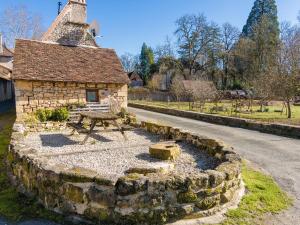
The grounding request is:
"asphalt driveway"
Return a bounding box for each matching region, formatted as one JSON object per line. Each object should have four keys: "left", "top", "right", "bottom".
{"left": 129, "top": 107, "right": 300, "bottom": 225}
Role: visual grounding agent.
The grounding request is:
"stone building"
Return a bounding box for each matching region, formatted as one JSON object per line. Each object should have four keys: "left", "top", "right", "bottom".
{"left": 0, "top": 34, "right": 14, "bottom": 103}
{"left": 12, "top": 0, "right": 129, "bottom": 119}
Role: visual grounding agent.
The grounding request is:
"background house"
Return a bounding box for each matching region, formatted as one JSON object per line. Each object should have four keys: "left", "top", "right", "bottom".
{"left": 13, "top": 0, "right": 129, "bottom": 119}
{"left": 0, "top": 34, "right": 14, "bottom": 103}
{"left": 128, "top": 71, "right": 143, "bottom": 88}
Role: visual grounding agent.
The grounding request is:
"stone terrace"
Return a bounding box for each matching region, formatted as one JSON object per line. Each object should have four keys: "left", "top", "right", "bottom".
{"left": 21, "top": 128, "right": 219, "bottom": 182}
{"left": 9, "top": 121, "right": 243, "bottom": 224}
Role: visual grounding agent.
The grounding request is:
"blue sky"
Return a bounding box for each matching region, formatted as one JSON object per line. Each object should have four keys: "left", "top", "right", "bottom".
{"left": 0, "top": 0, "right": 299, "bottom": 55}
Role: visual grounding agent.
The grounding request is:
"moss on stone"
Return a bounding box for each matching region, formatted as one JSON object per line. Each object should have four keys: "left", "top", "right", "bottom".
{"left": 64, "top": 183, "right": 85, "bottom": 204}
{"left": 196, "top": 196, "right": 219, "bottom": 210}
{"left": 177, "top": 191, "right": 198, "bottom": 203}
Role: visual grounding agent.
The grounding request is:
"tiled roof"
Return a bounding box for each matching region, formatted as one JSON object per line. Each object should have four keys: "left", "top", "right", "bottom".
{"left": 13, "top": 39, "right": 129, "bottom": 84}
{"left": 0, "top": 44, "right": 13, "bottom": 57}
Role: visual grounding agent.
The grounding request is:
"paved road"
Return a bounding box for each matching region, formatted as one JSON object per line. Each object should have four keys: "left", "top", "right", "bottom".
{"left": 129, "top": 107, "right": 300, "bottom": 225}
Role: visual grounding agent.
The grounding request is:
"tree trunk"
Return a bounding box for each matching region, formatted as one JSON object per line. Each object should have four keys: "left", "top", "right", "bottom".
{"left": 286, "top": 100, "right": 292, "bottom": 119}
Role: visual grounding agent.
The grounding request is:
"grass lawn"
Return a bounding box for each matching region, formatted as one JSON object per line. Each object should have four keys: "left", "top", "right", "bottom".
{"left": 220, "top": 162, "right": 293, "bottom": 225}
{"left": 0, "top": 112, "right": 293, "bottom": 225}
{"left": 130, "top": 100, "right": 300, "bottom": 125}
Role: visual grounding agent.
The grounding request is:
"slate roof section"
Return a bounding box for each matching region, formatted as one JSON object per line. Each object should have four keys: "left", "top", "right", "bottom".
{"left": 13, "top": 39, "right": 129, "bottom": 84}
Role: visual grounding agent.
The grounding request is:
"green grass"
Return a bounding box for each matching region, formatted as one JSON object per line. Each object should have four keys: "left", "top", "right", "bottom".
{"left": 130, "top": 100, "right": 300, "bottom": 125}
{"left": 0, "top": 112, "right": 66, "bottom": 223}
{"left": 220, "top": 163, "right": 293, "bottom": 225}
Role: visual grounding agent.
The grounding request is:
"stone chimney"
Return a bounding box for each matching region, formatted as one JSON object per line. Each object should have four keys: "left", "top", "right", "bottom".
{"left": 69, "top": 0, "right": 86, "bottom": 4}
{"left": 68, "top": 0, "right": 87, "bottom": 24}
{"left": 42, "top": 0, "right": 97, "bottom": 47}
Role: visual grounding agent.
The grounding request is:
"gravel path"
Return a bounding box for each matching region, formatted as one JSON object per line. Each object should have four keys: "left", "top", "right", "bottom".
{"left": 23, "top": 128, "right": 218, "bottom": 182}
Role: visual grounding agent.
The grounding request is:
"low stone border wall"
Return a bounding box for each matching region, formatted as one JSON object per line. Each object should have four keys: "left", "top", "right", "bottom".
{"left": 8, "top": 121, "right": 242, "bottom": 225}
{"left": 129, "top": 103, "right": 300, "bottom": 139}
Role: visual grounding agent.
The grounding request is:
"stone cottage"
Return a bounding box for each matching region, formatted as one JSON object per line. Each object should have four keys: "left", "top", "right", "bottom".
{"left": 12, "top": 0, "right": 129, "bottom": 119}
{"left": 0, "top": 34, "right": 14, "bottom": 103}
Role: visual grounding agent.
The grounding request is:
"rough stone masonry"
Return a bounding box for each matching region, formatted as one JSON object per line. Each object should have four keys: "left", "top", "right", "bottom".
{"left": 8, "top": 120, "right": 243, "bottom": 225}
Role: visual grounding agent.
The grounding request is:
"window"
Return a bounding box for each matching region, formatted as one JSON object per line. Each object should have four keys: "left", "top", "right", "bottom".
{"left": 86, "top": 89, "right": 99, "bottom": 102}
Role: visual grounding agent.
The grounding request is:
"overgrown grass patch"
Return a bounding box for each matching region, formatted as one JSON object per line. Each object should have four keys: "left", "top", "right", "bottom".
{"left": 0, "top": 112, "right": 66, "bottom": 223}
{"left": 221, "top": 162, "right": 293, "bottom": 225}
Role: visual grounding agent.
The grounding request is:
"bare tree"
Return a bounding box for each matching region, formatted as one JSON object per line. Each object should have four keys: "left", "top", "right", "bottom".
{"left": 275, "top": 22, "right": 300, "bottom": 118}
{"left": 155, "top": 36, "right": 175, "bottom": 60}
{"left": 170, "top": 78, "right": 185, "bottom": 103}
{"left": 0, "top": 5, "right": 44, "bottom": 47}
{"left": 120, "top": 53, "right": 139, "bottom": 73}
{"left": 220, "top": 23, "right": 240, "bottom": 89}
{"left": 183, "top": 81, "right": 217, "bottom": 112}
{"left": 252, "top": 71, "right": 277, "bottom": 112}
{"left": 175, "top": 14, "right": 221, "bottom": 79}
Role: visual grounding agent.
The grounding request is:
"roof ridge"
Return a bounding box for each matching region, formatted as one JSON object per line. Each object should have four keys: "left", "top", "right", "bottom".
{"left": 15, "top": 39, "right": 113, "bottom": 51}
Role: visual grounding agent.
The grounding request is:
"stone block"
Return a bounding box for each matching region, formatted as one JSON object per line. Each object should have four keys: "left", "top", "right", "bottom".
{"left": 15, "top": 80, "right": 33, "bottom": 91}
{"left": 149, "top": 143, "right": 181, "bottom": 161}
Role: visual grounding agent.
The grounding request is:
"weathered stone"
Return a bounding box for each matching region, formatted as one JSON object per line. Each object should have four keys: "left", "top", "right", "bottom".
{"left": 175, "top": 204, "right": 195, "bottom": 217}
{"left": 63, "top": 183, "right": 88, "bottom": 204}
{"left": 87, "top": 185, "right": 116, "bottom": 208}
{"left": 206, "top": 170, "right": 226, "bottom": 188}
{"left": 177, "top": 191, "right": 198, "bottom": 203}
{"left": 196, "top": 194, "right": 220, "bottom": 210}
{"left": 60, "top": 167, "right": 98, "bottom": 183}
{"left": 115, "top": 174, "right": 147, "bottom": 196}
{"left": 149, "top": 143, "right": 181, "bottom": 161}
{"left": 216, "top": 162, "right": 241, "bottom": 181}
{"left": 220, "top": 187, "right": 236, "bottom": 204}
{"left": 14, "top": 81, "right": 128, "bottom": 118}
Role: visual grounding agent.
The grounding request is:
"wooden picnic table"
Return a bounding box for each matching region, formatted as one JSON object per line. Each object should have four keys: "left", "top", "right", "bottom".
{"left": 68, "top": 111, "right": 128, "bottom": 144}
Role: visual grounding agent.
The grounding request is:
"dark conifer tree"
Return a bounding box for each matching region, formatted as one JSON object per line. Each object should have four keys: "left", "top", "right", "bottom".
{"left": 242, "top": 0, "right": 279, "bottom": 40}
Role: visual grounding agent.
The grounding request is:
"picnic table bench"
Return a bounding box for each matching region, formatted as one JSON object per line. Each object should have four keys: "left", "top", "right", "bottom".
{"left": 67, "top": 111, "right": 128, "bottom": 144}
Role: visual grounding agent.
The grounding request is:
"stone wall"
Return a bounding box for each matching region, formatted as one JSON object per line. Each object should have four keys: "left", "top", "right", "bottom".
{"left": 8, "top": 121, "right": 242, "bottom": 225}
{"left": 15, "top": 80, "right": 128, "bottom": 119}
{"left": 129, "top": 103, "right": 300, "bottom": 139}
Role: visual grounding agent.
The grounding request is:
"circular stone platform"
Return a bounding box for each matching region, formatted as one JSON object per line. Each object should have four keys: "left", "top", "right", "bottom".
{"left": 20, "top": 129, "right": 219, "bottom": 182}
{"left": 8, "top": 121, "right": 242, "bottom": 225}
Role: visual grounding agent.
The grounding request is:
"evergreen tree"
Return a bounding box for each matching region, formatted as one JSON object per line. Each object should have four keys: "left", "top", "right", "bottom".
{"left": 242, "top": 0, "right": 279, "bottom": 39}
{"left": 236, "top": 0, "right": 280, "bottom": 82}
{"left": 139, "top": 43, "right": 154, "bottom": 84}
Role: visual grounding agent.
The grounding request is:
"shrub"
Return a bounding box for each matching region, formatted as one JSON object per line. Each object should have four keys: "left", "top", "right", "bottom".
{"left": 35, "top": 108, "right": 69, "bottom": 122}
{"left": 51, "top": 108, "right": 69, "bottom": 121}
{"left": 36, "top": 109, "right": 52, "bottom": 122}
